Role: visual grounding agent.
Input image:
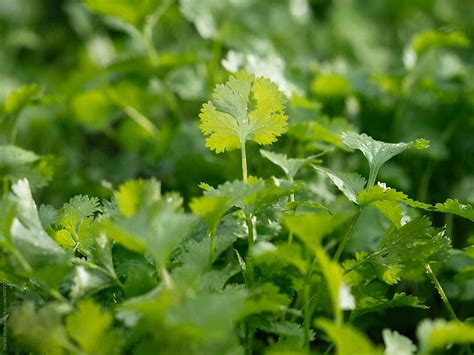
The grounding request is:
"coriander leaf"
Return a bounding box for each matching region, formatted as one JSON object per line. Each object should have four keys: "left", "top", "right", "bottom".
{"left": 367, "top": 217, "right": 451, "bottom": 282}
{"left": 284, "top": 212, "right": 348, "bottom": 248}
{"left": 316, "top": 319, "right": 382, "bottom": 355}
{"left": 417, "top": 319, "right": 474, "bottom": 354}
{"left": 199, "top": 71, "right": 288, "bottom": 153}
{"left": 341, "top": 132, "right": 429, "bottom": 187}
{"left": 102, "top": 179, "right": 196, "bottom": 269}
{"left": 70, "top": 265, "right": 114, "bottom": 300}
{"left": 357, "top": 185, "right": 432, "bottom": 210}
{"left": 0, "top": 145, "right": 53, "bottom": 190}
{"left": 10, "top": 180, "right": 67, "bottom": 268}
{"left": 411, "top": 30, "right": 470, "bottom": 54}
{"left": 383, "top": 329, "right": 417, "bottom": 355}
{"left": 190, "top": 195, "right": 232, "bottom": 233}
{"left": 65, "top": 299, "right": 122, "bottom": 354}
{"left": 84, "top": 0, "right": 159, "bottom": 27}
{"left": 260, "top": 149, "right": 315, "bottom": 180}
{"left": 3, "top": 84, "right": 41, "bottom": 115}
{"left": 435, "top": 199, "right": 474, "bottom": 222}
{"left": 316, "top": 248, "right": 355, "bottom": 324}
{"left": 313, "top": 165, "right": 366, "bottom": 203}
{"left": 59, "top": 195, "right": 100, "bottom": 232}
{"left": 351, "top": 292, "right": 427, "bottom": 319}
{"left": 10, "top": 302, "right": 76, "bottom": 354}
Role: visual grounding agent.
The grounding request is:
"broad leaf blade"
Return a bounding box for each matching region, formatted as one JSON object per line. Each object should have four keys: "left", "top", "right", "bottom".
{"left": 200, "top": 71, "right": 288, "bottom": 153}
{"left": 313, "top": 165, "right": 366, "bottom": 203}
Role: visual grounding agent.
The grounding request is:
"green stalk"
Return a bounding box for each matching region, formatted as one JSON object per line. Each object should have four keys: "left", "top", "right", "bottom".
{"left": 208, "top": 229, "right": 217, "bottom": 270}
{"left": 241, "top": 140, "right": 248, "bottom": 183}
{"left": 333, "top": 210, "right": 361, "bottom": 262}
{"left": 245, "top": 213, "right": 255, "bottom": 286}
{"left": 142, "top": 0, "right": 173, "bottom": 66}
{"left": 159, "top": 265, "right": 174, "bottom": 290}
{"left": 245, "top": 322, "right": 254, "bottom": 355}
{"left": 425, "top": 264, "right": 457, "bottom": 320}
{"left": 367, "top": 167, "right": 379, "bottom": 188}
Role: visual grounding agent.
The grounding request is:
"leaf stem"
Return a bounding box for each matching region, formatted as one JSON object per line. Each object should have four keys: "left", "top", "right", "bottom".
{"left": 333, "top": 210, "right": 361, "bottom": 262}
{"left": 425, "top": 264, "right": 458, "bottom": 320}
{"left": 367, "top": 167, "right": 379, "bottom": 188}
{"left": 208, "top": 229, "right": 216, "bottom": 270}
{"left": 159, "top": 265, "right": 174, "bottom": 290}
{"left": 245, "top": 213, "right": 255, "bottom": 286}
{"left": 241, "top": 140, "right": 248, "bottom": 183}
{"left": 142, "top": 0, "right": 173, "bottom": 66}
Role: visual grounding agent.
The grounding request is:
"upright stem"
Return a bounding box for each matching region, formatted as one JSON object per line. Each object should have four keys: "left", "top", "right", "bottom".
{"left": 425, "top": 264, "right": 458, "bottom": 320}
{"left": 245, "top": 213, "right": 255, "bottom": 286}
{"left": 241, "top": 140, "right": 248, "bottom": 183}
{"left": 367, "top": 167, "right": 379, "bottom": 188}
{"left": 142, "top": 0, "right": 173, "bottom": 66}
{"left": 159, "top": 265, "right": 174, "bottom": 290}
{"left": 333, "top": 210, "right": 361, "bottom": 262}
{"left": 208, "top": 229, "right": 216, "bottom": 270}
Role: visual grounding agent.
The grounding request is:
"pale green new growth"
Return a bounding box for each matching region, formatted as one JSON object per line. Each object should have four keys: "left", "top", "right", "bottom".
{"left": 200, "top": 71, "right": 288, "bottom": 153}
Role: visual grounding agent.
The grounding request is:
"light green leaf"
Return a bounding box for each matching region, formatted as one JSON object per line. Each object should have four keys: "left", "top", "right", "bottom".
{"left": 10, "top": 302, "right": 76, "bottom": 354}
{"left": 102, "top": 179, "right": 196, "bottom": 267}
{"left": 284, "top": 212, "right": 348, "bottom": 248}
{"left": 66, "top": 299, "right": 122, "bottom": 354}
{"left": 59, "top": 195, "right": 100, "bottom": 232}
{"left": 357, "top": 185, "right": 432, "bottom": 210}
{"left": 4, "top": 83, "right": 40, "bottom": 114}
{"left": 313, "top": 165, "right": 366, "bottom": 203}
{"left": 417, "top": 319, "right": 474, "bottom": 354}
{"left": 10, "top": 179, "right": 67, "bottom": 266}
{"left": 367, "top": 217, "right": 451, "bottom": 282}
{"left": 411, "top": 30, "right": 470, "bottom": 54}
{"left": 370, "top": 200, "right": 403, "bottom": 228}
{"left": 70, "top": 265, "right": 114, "bottom": 300}
{"left": 84, "top": 0, "right": 159, "bottom": 27}
{"left": 0, "top": 145, "right": 53, "bottom": 190}
{"left": 260, "top": 149, "right": 315, "bottom": 180}
{"left": 316, "top": 319, "right": 382, "bottom": 355}
{"left": 190, "top": 195, "right": 232, "bottom": 232}
{"left": 383, "top": 329, "right": 417, "bottom": 355}
{"left": 312, "top": 73, "right": 352, "bottom": 98}
{"left": 435, "top": 199, "right": 474, "bottom": 222}
{"left": 199, "top": 71, "right": 288, "bottom": 153}
{"left": 115, "top": 179, "right": 161, "bottom": 217}
{"left": 341, "top": 132, "right": 429, "bottom": 187}
{"left": 316, "top": 247, "right": 355, "bottom": 324}
{"left": 352, "top": 292, "right": 427, "bottom": 319}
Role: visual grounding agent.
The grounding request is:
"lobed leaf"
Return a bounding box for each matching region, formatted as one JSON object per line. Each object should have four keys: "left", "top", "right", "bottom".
{"left": 200, "top": 71, "right": 288, "bottom": 153}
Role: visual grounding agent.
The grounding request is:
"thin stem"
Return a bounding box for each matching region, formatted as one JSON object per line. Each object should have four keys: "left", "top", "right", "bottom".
{"left": 241, "top": 140, "right": 248, "bottom": 183}
{"left": 303, "top": 283, "right": 311, "bottom": 350}
{"left": 142, "top": 0, "right": 173, "bottom": 66}
{"left": 159, "top": 265, "right": 174, "bottom": 290}
{"left": 245, "top": 322, "right": 254, "bottom": 355}
{"left": 288, "top": 231, "right": 294, "bottom": 244}
{"left": 367, "top": 166, "right": 379, "bottom": 188}
{"left": 208, "top": 229, "right": 216, "bottom": 270}
{"left": 11, "top": 247, "right": 32, "bottom": 273}
{"left": 425, "top": 264, "right": 458, "bottom": 320}
{"left": 333, "top": 210, "right": 361, "bottom": 262}
{"left": 245, "top": 213, "right": 255, "bottom": 286}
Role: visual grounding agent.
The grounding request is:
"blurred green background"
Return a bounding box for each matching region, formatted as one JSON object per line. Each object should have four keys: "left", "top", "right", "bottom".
{"left": 1, "top": 0, "right": 473, "bottom": 211}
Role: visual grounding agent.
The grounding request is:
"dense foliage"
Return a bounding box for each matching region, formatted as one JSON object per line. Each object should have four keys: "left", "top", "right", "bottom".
{"left": 1, "top": 0, "right": 474, "bottom": 354}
